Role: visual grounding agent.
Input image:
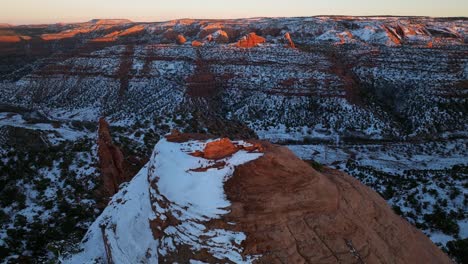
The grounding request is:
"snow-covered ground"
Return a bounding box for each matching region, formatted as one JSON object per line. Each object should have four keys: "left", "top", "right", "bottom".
{"left": 65, "top": 165, "right": 158, "bottom": 264}
{"left": 289, "top": 139, "right": 467, "bottom": 172}
{"left": 0, "top": 112, "right": 90, "bottom": 143}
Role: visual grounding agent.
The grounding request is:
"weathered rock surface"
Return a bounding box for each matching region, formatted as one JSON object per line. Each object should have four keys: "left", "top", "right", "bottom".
{"left": 202, "top": 138, "right": 239, "bottom": 159}
{"left": 222, "top": 141, "right": 452, "bottom": 263}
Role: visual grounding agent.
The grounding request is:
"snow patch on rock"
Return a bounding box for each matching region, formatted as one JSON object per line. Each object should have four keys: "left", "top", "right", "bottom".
{"left": 66, "top": 138, "right": 263, "bottom": 263}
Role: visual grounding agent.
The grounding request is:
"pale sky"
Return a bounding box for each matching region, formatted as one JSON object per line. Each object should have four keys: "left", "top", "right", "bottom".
{"left": 2, "top": 0, "right": 467, "bottom": 25}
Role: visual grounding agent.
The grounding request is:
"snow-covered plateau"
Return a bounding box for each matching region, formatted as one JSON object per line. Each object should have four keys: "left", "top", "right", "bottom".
{"left": 0, "top": 16, "right": 466, "bottom": 263}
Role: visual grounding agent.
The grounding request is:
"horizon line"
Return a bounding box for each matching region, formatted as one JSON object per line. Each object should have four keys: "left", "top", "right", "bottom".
{"left": 3, "top": 14, "right": 468, "bottom": 26}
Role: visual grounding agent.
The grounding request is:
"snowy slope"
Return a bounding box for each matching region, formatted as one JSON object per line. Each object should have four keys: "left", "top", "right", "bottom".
{"left": 65, "top": 165, "right": 158, "bottom": 263}
{"left": 66, "top": 138, "right": 263, "bottom": 263}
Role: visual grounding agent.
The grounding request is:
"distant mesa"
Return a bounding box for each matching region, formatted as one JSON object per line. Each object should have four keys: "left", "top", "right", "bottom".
{"left": 38, "top": 19, "right": 135, "bottom": 42}
{"left": 237, "top": 32, "right": 266, "bottom": 48}
{"left": 90, "top": 25, "right": 146, "bottom": 42}
{"left": 88, "top": 19, "right": 133, "bottom": 25}
{"left": 0, "top": 23, "right": 12, "bottom": 28}
{"left": 0, "top": 33, "right": 31, "bottom": 43}
{"left": 41, "top": 29, "right": 90, "bottom": 41}
{"left": 0, "top": 35, "right": 22, "bottom": 43}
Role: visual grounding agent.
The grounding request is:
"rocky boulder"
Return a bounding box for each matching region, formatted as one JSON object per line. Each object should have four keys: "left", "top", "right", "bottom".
{"left": 202, "top": 138, "right": 239, "bottom": 159}
{"left": 176, "top": 34, "right": 187, "bottom": 45}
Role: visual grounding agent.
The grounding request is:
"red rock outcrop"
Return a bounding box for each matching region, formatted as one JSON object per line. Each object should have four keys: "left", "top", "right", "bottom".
{"left": 97, "top": 118, "right": 133, "bottom": 204}
{"left": 192, "top": 40, "right": 203, "bottom": 47}
{"left": 91, "top": 25, "right": 146, "bottom": 42}
{"left": 203, "top": 138, "right": 239, "bottom": 159}
{"left": 219, "top": 141, "right": 452, "bottom": 263}
{"left": 284, "top": 32, "right": 296, "bottom": 48}
{"left": 41, "top": 27, "right": 99, "bottom": 41}
{"left": 0, "top": 35, "right": 22, "bottom": 43}
{"left": 236, "top": 32, "right": 266, "bottom": 48}
{"left": 176, "top": 34, "right": 187, "bottom": 45}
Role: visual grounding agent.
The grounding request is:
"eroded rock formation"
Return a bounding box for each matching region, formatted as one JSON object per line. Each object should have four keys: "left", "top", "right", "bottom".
{"left": 74, "top": 133, "right": 452, "bottom": 263}
{"left": 237, "top": 32, "right": 266, "bottom": 48}
{"left": 284, "top": 32, "right": 296, "bottom": 48}
{"left": 192, "top": 40, "right": 203, "bottom": 47}
{"left": 176, "top": 34, "right": 187, "bottom": 45}
{"left": 96, "top": 118, "right": 132, "bottom": 204}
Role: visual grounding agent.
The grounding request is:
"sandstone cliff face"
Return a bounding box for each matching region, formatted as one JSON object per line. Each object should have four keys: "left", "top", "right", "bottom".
{"left": 72, "top": 133, "right": 452, "bottom": 263}
{"left": 96, "top": 118, "right": 132, "bottom": 204}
